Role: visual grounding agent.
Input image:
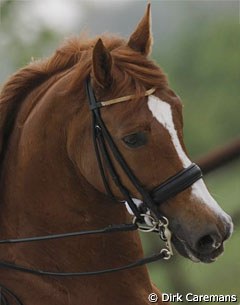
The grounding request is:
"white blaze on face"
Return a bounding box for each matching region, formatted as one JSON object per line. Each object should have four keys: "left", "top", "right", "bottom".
{"left": 147, "top": 95, "right": 232, "bottom": 222}
{"left": 147, "top": 95, "right": 191, "bottom": 168}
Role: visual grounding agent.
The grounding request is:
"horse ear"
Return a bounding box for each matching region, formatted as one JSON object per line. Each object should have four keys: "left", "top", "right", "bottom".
{"left": 92, "top": 38, "right": 112, "bottom": 88}
{"left": 128, "top": 3, "right": 153, "bottom": 56}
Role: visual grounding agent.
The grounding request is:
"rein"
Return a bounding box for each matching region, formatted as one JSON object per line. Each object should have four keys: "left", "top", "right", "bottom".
{"left": 0, "top": 78, "right": 203, "bottom": 304}
{"left": 0, "top": 219, "right": 172, "bottom": 304}
{"left": 0, "top": 220, "right": 171, "bottom": 277}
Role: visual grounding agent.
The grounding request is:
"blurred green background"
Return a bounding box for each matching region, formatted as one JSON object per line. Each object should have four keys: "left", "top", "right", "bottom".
{"left": 1, "top": 0, "right": 239, "bottom": 303}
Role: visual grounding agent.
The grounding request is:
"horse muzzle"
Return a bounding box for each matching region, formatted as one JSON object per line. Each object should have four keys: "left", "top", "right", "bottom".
{"left": 170, "top": 217, "right": 233, "bottom": 263}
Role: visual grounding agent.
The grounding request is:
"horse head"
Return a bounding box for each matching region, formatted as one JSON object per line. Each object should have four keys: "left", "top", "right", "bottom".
{"left": 68, "top": 4, "right": 233, "bottom": 264}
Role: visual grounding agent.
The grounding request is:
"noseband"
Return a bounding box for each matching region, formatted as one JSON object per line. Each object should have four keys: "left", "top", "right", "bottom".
{"left": 0, "top": 78, "right": 202, "bottom": 304}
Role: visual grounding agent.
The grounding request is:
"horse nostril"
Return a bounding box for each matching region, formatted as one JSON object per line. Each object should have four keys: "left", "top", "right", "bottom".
{"left": 196, "top": 234, "right": 221, "bottom": 253}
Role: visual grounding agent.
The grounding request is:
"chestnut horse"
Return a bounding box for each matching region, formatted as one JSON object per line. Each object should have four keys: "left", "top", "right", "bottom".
{"left": 0, "top": 5, "right": 233, "bottom": 305}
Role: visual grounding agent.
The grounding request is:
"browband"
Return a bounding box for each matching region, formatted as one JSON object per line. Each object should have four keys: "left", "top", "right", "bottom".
{"left": 89, "top": 87, "right": 156, "bottom": 109}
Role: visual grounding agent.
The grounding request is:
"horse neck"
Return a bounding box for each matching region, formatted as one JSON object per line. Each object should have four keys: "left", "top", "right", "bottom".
{"left": 0, "top": 76, "right": 160, "bottom": 304}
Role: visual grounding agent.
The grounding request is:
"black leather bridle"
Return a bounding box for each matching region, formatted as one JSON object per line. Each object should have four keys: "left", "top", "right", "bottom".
{"left": 86, "top": 78, "right": 202, "bottom": 220}
{"left": 0, "top": 78, "right": 202, "bottom": 304}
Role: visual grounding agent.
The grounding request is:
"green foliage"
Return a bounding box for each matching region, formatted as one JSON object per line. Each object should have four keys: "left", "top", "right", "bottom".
{"left": 154, "top": 19, "right": 240, "bottom": 157}
{"left": 0, "top": 0, "right": 61, "bottom": 82}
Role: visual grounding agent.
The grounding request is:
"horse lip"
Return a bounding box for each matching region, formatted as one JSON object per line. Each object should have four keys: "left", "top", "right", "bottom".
{"left": 172, "top": 234, "right": 224, "bottom": 263}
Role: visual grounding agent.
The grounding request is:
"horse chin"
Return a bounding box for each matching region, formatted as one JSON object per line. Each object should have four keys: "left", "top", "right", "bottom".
{"left": 171, "top": 234, "right": 224, "bottom": 264}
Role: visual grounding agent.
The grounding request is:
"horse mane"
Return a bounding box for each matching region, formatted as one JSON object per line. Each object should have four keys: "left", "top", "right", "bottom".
{"left": 0, "top": 34, "right": 167, "bottom": 169}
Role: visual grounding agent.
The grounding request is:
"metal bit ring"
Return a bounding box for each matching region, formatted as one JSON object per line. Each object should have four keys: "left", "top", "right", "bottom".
{"left": 133, "top": 214, "right": 159, "bottom": 232}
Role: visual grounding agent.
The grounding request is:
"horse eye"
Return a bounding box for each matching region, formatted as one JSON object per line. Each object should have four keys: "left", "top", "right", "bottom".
{"left": 122, "top": 132, "right": 147, "bottom": 148}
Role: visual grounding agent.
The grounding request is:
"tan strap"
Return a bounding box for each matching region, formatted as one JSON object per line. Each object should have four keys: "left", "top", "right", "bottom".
{"left": 101, "top": 87, "right": 156, "bottom": 107}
